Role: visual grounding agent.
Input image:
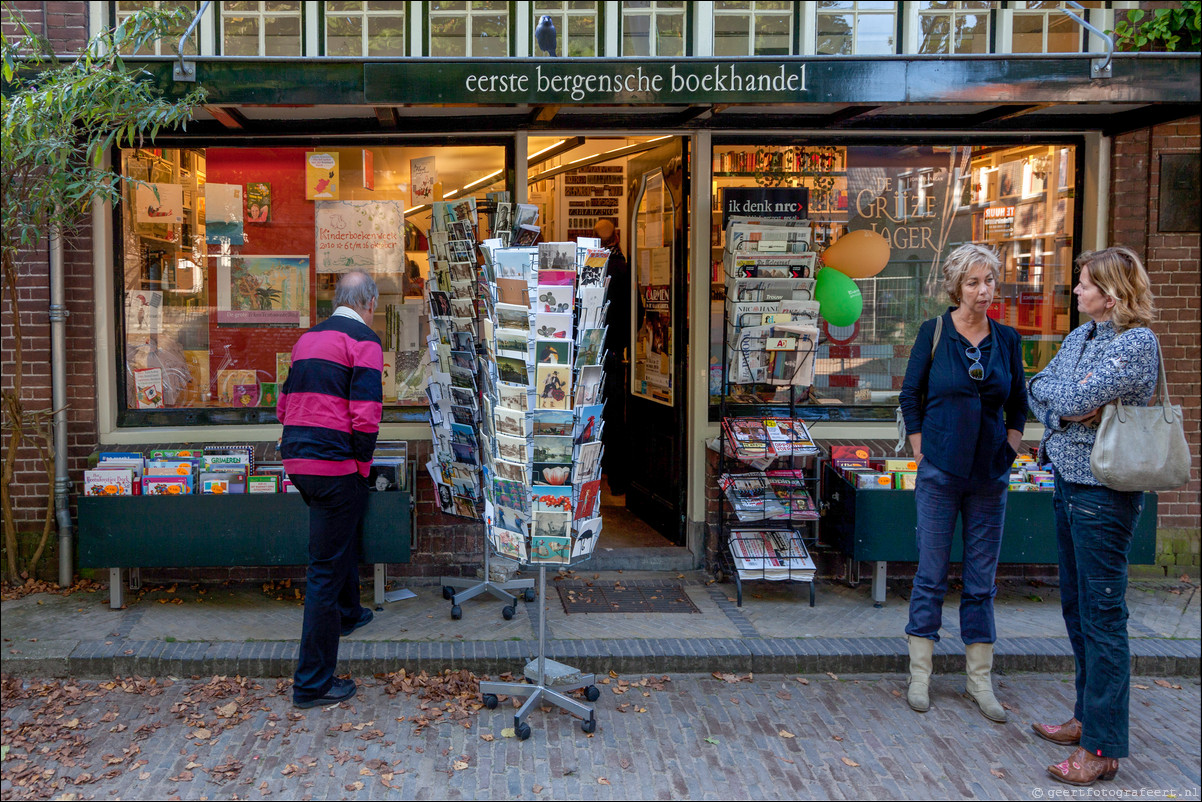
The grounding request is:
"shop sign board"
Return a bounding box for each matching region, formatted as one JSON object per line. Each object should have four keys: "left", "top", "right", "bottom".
{"left": 721, "top": 188, "right": 809, "bottom": 228}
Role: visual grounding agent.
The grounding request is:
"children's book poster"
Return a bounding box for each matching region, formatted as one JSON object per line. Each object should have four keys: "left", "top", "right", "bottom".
{"left": 306, "top": 151, "right": 339, "bottom": 200}
{"left": 204, "top": 183, "right": 245, "bottom": 245}
{"left": 125, "top": 290, "right": 163, "bottom": 334}
{"left": 315, "top": 200, "right": 404, "bottom": 274}
{"left": 216, "top": 255, "right": 310, "bottom": 327}
{"left": 135, "top": 183, "right": 184, "bottom": 224}
{"left": 246, "top": 182, "right": 271, "bottom": 223}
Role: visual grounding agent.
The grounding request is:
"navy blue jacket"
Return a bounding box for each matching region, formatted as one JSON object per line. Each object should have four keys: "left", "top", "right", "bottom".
{"left": 899, "top": 310, "right": 1028, "bottom": 480}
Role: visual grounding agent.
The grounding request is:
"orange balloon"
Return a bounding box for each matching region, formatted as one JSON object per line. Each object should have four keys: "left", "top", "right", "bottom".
{"left": 821, "top": 230, "right": 891, "bottom": 279}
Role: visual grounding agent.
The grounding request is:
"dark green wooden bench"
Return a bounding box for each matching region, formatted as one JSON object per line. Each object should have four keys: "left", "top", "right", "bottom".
{"left": 79, "top": 492, "right": 411, "bottom": 608}
{"left": 821, "top": 463, "right": 1158, "bottom": 605}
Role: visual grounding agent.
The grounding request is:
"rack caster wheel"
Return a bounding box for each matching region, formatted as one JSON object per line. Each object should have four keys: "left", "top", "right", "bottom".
{"left": 442, "top": 586, "right": 453, "bottom": 600}
{"left": 516, "top": 722, "right": 532, "bottom": 741}
{"left": 502, "top": 605, "right": 516, "bottom": 620}
{"left": 482, "top": 694, "right": 498, "bottom": 710}
{"left": 451, "top": 605, "right": 462, "bottom": 620}
{"left": 581, "top": 715, "right": 596, "bottom": 734}
{"left": 584, "top": 685, "right": 600, "bottom": 702}
{"left": 523, "top": 588, "right": 536, "bottom": 602}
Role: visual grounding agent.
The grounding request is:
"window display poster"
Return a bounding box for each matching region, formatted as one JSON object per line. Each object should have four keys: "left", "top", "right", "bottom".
{"left": 315, "top": 200, "right": 405, "bottom": 274}
{"left": 125, "top": 290, "right": 163, "bottom": 334}
{"left": 306, "top": 151, "right": 339, "bottom": 200}
{"left": 135, "top": 183, "right": 183, "bottom": 224}
{"left": 246, "top": 182, "right": 271, "bottom": 223}
{"left": 133, "top": 367, "right": 165, "bottom": 409}
{"left": 411, "top": 155, "right": 436, "bottom": 204}
{"left": 216, "top": 255, "right": 310, "bottom": 327}
{"left": 633, "top": 248, "right": 673, "bottom": 406}
{"left": 205, "top": 183, "right": 245, "bottom": 245}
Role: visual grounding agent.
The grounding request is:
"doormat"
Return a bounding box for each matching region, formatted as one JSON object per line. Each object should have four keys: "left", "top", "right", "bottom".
{"left": 556, "top": 580, "right": 700, "bottom": 614}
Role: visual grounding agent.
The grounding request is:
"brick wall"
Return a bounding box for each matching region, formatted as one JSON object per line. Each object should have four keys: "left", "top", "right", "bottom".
{"left": 1, "top": 1, "right": 88, "bottom": 50}
{"left": 1110, "top": 117, "right": 1202, "bottom": 568}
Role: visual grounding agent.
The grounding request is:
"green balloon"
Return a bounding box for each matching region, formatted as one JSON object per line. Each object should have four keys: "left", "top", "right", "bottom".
{"left": 814, "top": 267, "right": 863, "bottom": 327}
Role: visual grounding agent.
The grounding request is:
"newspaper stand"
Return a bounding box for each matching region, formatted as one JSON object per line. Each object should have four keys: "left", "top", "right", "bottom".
{"left": 716, "top": 215, "right": 823, "bottom": 607}
{"left": 474, "top": 237, "right": 611, "bottom": 739}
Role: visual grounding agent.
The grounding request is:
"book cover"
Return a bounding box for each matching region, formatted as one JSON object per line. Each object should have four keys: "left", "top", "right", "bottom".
{"left": 248, "top": 475, "right": 280, "bottom": 493}
{"left": 133, "top": 367, "right": 165, "bottom": 409}
{"left": 142, "top": 476, "right": 190, "bottom": 495}
{"left": 246, "top": 182, "right": 271, "bottom": 222}
{"left": 84, "top": 468, "right": 134, "bottom": 496}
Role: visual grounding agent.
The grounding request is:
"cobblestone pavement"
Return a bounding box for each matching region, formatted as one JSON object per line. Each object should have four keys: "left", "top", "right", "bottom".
{"left": 2, "top": 671, "right": 1199, "bottom": 801}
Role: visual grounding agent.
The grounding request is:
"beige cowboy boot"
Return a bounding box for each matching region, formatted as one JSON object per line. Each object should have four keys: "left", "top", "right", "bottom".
{"left": 965, "top": 642, "right": 1007, "bottom": 722}
{"left": 906, "top": 635, "right": 934, "bottom": 712}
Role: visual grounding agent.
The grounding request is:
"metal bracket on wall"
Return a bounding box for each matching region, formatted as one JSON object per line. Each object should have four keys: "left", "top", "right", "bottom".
{"left": 172, "top": 0, "right": 211, "bottom": 83}
{"left": 1063, "top": 1, "right": 1114, "bottom": 79}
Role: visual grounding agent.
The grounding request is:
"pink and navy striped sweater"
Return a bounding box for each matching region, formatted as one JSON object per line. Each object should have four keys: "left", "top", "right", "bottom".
{"left": 277, "top": 315, "right": 383, "bottom": 477}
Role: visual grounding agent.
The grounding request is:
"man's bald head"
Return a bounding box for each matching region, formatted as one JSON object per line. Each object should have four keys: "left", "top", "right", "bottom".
{"left": 593, "top": 219, "right": 619, "bottom": 249}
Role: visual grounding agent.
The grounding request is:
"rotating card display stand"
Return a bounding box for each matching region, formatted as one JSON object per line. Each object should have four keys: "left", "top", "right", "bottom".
{"left": 424, "top": 197, "right": 540, "bottom": 619}
{"left": 475, "top": 238, "right": 612, "bottom": 739}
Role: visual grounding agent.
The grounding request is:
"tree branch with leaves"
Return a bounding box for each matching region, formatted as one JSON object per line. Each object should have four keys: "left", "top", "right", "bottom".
{"left": 1, "top": 5, "right": 205, "bottom": 583}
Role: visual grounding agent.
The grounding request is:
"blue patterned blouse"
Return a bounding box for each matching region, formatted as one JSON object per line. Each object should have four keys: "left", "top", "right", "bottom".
{"left": 1027, "top": 320, "right": 1159, "bottom": 485}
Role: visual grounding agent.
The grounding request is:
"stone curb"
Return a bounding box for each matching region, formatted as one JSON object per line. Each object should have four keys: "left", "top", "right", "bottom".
{"left": 3, "top": 637, "right": 1197, "bottom": 679}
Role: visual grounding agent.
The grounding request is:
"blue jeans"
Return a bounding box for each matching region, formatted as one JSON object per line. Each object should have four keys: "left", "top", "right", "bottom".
{"left": 906, "top": 459, "right": 1007, "bottom": 644}
{"left": 291, "top": 473, "right": 369, "bottom": 703}
{"left": 1053, "top": 473, "right": 1143, "bottom": 759}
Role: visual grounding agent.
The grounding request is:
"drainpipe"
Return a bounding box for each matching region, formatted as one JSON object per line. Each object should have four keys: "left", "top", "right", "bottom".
{"left": 49, "top": 220, "right": 73, "bottom": 587}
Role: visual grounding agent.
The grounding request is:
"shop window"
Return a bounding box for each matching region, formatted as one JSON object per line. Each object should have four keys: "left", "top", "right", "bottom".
{"left": 116, "top": 144, "right": 505, "bottom": 425}
{"left": 532, "top": 1, "right": 600, "bottom": 57}
{"left": 709, "top": 142, "right": 1078, "bottom": 413}
{"left": 621, "top": 0, "right": 686, "bottom": 57}
{"left": 324, "top": 1, "right": 406, "bottom": 57}
{"left": 1007, "top": 1, "right": 1103, "bottom": 53}
{"left": 429, "top": 1, "right": 510, "bottom": 57}
{"left": 713, "top": 1, "right": 794, "bottom": 57}
{"left": 916, "top": 1, "right": 991, "bottom": 54}
{"left": 220, "top": 1, "right": 303, "bottom": 56}
{"left": 815, "top": 1, "right": 897, "bottom": 55}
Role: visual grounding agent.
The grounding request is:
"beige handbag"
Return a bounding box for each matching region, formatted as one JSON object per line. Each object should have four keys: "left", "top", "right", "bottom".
{"left": 1090, "top": 339, "right": 1191, "bottom": 492}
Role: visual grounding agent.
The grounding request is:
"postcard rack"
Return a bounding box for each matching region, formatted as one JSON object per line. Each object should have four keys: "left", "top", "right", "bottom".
{"left": 474, "top": 237, "right": 613, "bottom": 739}
{"left": 716, "top": 215, "right": 824, "bottom": 607}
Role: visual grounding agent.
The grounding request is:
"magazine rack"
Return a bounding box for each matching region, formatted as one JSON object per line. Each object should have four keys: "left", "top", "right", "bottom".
{"left": 716, "top": 216, "right": 824, "bottom": 607}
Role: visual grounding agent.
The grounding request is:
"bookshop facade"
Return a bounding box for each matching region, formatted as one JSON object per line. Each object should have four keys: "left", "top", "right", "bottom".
{"left": 22, "top": 43, "right": 1202, "bottom": 574}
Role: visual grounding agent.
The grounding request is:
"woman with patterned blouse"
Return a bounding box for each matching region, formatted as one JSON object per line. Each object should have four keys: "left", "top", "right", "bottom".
{"left": 1027, "top": 247, "right": 1159, "bottom": 788}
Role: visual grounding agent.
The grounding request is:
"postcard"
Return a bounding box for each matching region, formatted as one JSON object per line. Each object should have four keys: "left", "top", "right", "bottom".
{"left": 533, "top": 485, "right": 572, "bottom": 513}
{"left": 495, "top": 432, "right": 529, "bottom": 465}
{"left": 530, "top": 530, "right": 571, "bottom": 564}
{"left": 494, "top": 328, "right": 530, "bottom": 360}
{"left": 492, "top": 477, "right": 529, "bottom": 514}
{"left": 496, "top": 277, "right": 529, "bottom": 307}
{"left": 494, "top": 458, "right": 528, "bottom": 484}
{"left": 575, "top": 479, "right": 601, "bottom": 520}
{"left": 492, "top": 504, "right": 529, "bottom": 535}
{"left": 532, "top": 435, "right": 573, "bottom": 464}
{"left": 574, "top": 441, "right": 603, "bottom": 483}
{"left": 491, "top": 526, "right": 527, "bottom": 562}
{"left": 496, "top": 381, "right": 530, "bottom": 411}
{"left": 494, "top": 248, "right": 536, "bottom": 280}
{"left": 493, "top": 406, "right": 529, "bottom": 438}
{"left": 574, "top": 402, "right": 604, "bottom": 443}
{"left": 495, "top": 355, "right": 529, "bottom": 386}
{"left": 534, "top": 285, "right": 573, "bottom": 314}
{"left": 534, "top": 339, "right": 571, "bottom": 366}
{"left": 534, "top": 312, "right": 572, "bottom": 340}
{"left": 533, "top": 461, "right": 573, "bottom": 487}
{"left": 534, "top": 364, "right": 572, "bottom": 410}
{"left": 575, "top": 327, "right": 606, "bottom": 368}
{"left": 537, "top": 269, "right": 576, "bottom": 287}
{"left": 575, "top": 364, "right": 604, "bottom": 407}
{"left": 496, "top": 302, "right": 530, "bottom": 331}
{"left": 572, "top": 516, "right": 602, "bottom": 559}
{"left": 532, "top": 409, "right": 573, "bottom": 436}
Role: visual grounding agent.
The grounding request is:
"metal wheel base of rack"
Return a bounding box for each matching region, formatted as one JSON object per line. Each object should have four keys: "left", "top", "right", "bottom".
{"left": 440, "top": 542, "right": 536, "bottom": 620}
{"left": 479, "top": 566, "right": 598, "bottom": 740}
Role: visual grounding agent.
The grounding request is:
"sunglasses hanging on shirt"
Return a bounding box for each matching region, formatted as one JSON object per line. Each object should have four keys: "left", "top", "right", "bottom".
{"left": 965, "top": 346, "right": 985, "bottom": 381}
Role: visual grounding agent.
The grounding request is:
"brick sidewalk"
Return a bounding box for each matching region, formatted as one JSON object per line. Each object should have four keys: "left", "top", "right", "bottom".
{"left": 2, "top": 672, "right": 1199, "bottom": 800}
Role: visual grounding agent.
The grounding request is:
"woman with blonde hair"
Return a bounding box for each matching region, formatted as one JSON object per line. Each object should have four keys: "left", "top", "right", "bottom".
{"left": 898, "top": 243, "right": 1027, "bottom": 722}
{"left": 1027, "top": 246, "right": 1159, "bottom": 787}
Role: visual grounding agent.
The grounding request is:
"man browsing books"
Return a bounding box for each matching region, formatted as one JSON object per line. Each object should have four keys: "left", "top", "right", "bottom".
{"left": 277, "top": 270, "right": 383, "bottom": 709}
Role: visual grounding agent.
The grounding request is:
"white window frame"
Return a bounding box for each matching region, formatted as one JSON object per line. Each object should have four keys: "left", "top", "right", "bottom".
{"left": 712, "top": 1, "right": 796, "bottom": 57}
{"left": 428, "top": 1, "right": 512, "bottom": 58}
{"left": 530, "top": 1, "right": 602, "bottom": 57}
{"left": 906, "top": 1, "right": 993, "bottom": 55}
{"left": 218, "top": 1, "right": 304, "bottom": 57}
{"left": 808, "top": 1, "right": 899, "bottom": 56}
{"left": 323, "top": 1, "right": 408, "bottom": 57}
{"left": 620, "top": 0, "right": 688, "bottom": 57}
{"left": 112, "top": 0, "right": 202, "bottom": 55}
{"left": 996, "top": 1, "right": 1121, "bottom": 55}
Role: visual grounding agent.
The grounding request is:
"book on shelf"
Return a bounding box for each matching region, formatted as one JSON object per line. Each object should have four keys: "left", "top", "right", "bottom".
{"left": 247, "top": 474, "right": 279, "bottom": 493}
{"left": 84, "top": 468, "right": 136, "bottom": 496}
{"left": 728, "top": 528, "right": 816, "bottom": 581}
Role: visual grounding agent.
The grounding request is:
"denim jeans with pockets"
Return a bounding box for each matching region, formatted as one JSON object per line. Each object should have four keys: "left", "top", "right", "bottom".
{"left": 906, "top": 458, "right": 1007, "bottom": 644}
{"left": 1053, "top": 472, "right": 1143, "bottom": 758}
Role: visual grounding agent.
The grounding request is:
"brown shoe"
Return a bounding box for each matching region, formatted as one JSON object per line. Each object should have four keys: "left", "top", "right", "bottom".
{"left": 1047, "top": 747, "right": 1119, "bottom": 787}
{"left": 1032, "top": 717, "right": 1082, "bottom": 745}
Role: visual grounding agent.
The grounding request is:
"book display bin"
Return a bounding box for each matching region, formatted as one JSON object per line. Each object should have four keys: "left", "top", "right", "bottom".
{"left": 78, "top": 489, "right": 412, "bottom": 609}
{"left": 821, "top": 462, "right": 1159, "bottom": 606}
